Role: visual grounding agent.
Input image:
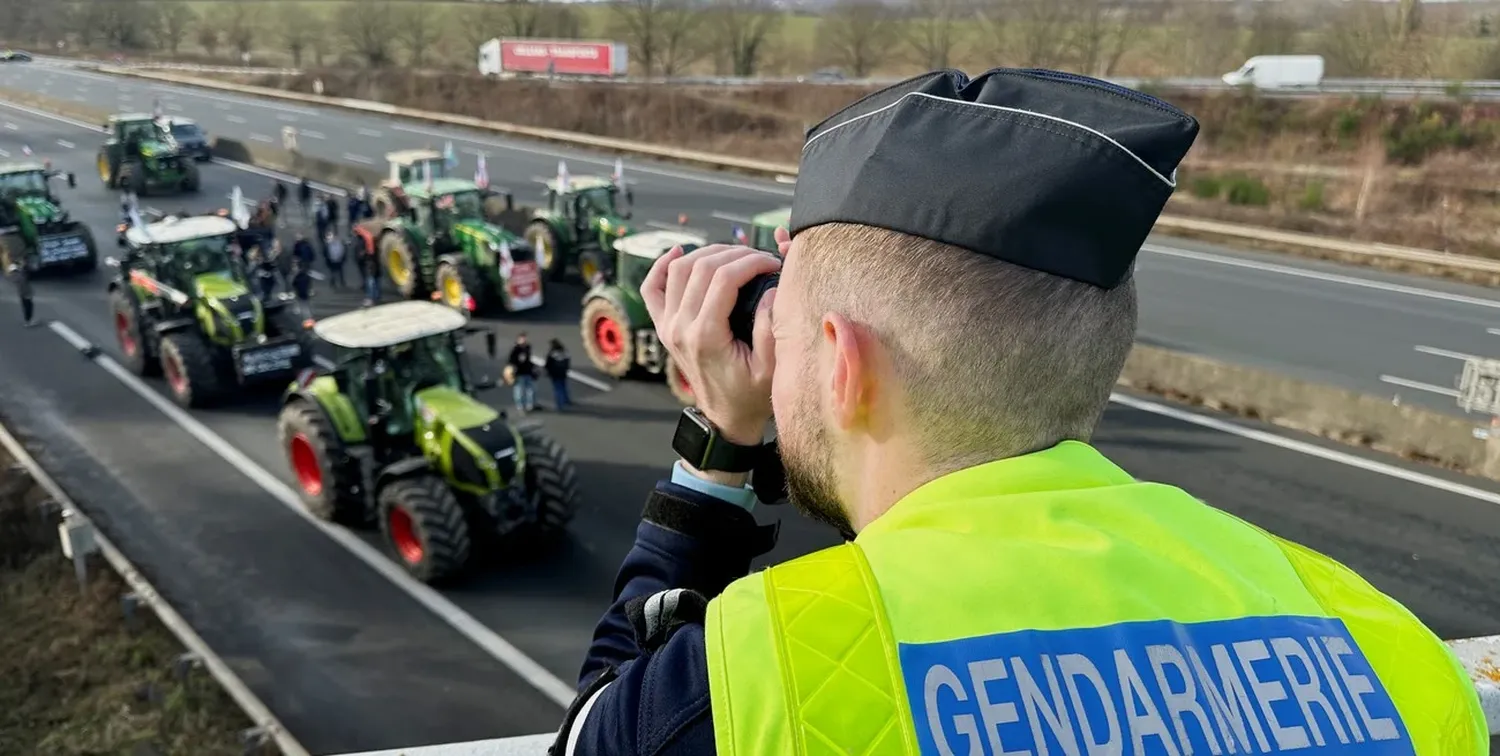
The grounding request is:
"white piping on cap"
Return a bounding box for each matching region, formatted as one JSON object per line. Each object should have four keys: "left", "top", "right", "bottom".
{"left": 803, "top": 91, "right": 1177, "bottom": 189}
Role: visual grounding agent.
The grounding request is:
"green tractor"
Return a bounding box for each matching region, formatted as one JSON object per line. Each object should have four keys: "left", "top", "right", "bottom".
{"left": 96, "top": 113, "right": 201, "bottom": 196}
{"left": 580, "top": 229, "right": 706, "bottom": 406}
{"left": 106, "top": 214, "right": 313, "bottom": 408}
{"left": 364, "top": 177, "right": 542, "bottom": 315}
{"left": 713, "top": 207, "right": 791, "bottom": 253}
{"left": 276, "top": 300, "right": 581, "bottom": 583}
{"left": 0, "top": 160, "right": 97, "bottom": 274}
{"left": 525, "top": 163, "right": 637, "bottom": 283}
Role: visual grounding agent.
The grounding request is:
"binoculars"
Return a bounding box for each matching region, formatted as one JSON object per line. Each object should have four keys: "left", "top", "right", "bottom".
{"left": 730, "top": 271, "right": 780, "bottom": 345}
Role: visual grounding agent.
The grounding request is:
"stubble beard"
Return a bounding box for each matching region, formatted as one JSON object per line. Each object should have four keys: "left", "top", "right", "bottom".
{"left": 781, "top": 386, "right": 856, "bottom": 541}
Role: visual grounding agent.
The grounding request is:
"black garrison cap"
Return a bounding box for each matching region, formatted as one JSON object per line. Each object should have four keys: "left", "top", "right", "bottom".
{"left": 788, "top": 68, "right": 1200, "bottom": 289}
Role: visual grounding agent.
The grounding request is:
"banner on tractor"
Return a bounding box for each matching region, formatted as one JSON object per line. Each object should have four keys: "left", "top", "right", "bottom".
{"left": 479, "top": 38, "right": 628, "bottom": 77}
{"left": 37, "top": 233, "right": 90, "bottom": 264}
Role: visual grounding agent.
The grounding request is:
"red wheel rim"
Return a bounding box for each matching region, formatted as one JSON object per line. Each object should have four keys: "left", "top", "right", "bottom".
{"left": 594, "top": 316, "right": 624, "bottom": 362}
{"left": 288, "top": 433, "right": 323, "bottom": 496}
{"left": 115, "top": 312, "right": 136, "bottom": 356}
{"left": 163, "top": 348, "right": 187, "bottom": 395}
{"left": 388, "top": 507, "right": 424, "bottom": 564}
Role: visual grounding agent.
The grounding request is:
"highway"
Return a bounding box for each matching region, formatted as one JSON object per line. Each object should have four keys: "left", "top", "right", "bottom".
{"left": 5, "top": 61, "right": 1498, "bottom": 418}
{"left": 1, "top": 74, "right": 1499, "bottom": 752}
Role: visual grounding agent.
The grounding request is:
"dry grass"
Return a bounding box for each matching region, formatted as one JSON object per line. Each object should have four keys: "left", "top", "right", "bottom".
{"left": 0, "top": 442, "right": 271, "bottom": 756}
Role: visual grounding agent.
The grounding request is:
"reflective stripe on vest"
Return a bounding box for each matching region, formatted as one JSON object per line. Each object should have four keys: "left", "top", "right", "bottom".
{"left": 704, "top": 441, "right": 1487, "bottom": 755}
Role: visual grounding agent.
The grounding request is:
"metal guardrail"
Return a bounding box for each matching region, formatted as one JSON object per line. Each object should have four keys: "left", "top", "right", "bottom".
{"left": 0, "top": 417, "right": 311, "bottom": 756}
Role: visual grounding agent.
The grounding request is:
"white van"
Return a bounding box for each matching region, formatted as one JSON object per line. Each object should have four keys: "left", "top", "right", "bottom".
{"left": 1222, "top": 55, "right": 1325, "bottom": 89}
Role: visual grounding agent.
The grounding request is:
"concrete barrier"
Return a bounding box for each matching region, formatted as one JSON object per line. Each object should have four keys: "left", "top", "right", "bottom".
{"left": 211, "top": 136, "right": 384, "bottom": 189}
{"left": 1118, "top": 344, "right": 1499, "bottom": 480}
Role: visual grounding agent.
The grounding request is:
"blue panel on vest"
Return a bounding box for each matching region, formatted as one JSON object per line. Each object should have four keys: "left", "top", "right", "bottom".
{"left": 897, "top": 615, "right": 1414, "bottom": 756}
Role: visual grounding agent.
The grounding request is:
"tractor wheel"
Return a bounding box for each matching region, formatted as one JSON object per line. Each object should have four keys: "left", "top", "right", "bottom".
{"left": 433, "top": 259, "right": 489, "bottom": 313}
{"left": 180, "top": 161, "right": 201, "bottom": 193}
{"left": 378, "top": 231, "right": 423, "bottom": 299}
{"left": 505, "top": 424, "right": 579, "bottom": 550}
{"left": 579, "top": 297, "right": 633, "bottom": 378}
{"left": 111, "top": 288, "right": 158, "bottom": 377}
{"left": 457, "top": 259, "right": 492, "bottom": 313}
{"left": 97, "top": 150, "right": 115, "bottom": 188}
{"left": 277, "top": 400, "right": 366, "bottom": 526}
{"left": 525, "top": 221, "right": 564, "bottom": 281}
{"left": 159, "top": 332, "right": 221, "bottom": 408}
{"left": 73, "top": 227, "right": 99, "bottom": 273}
{"left": 664, "top": 355, "right": 695, "bottom": 407}
{"left": 372, "top": 191, "right": 394, "bottom": 220}
{"left": 577, "top": 249, "right": 610, "bottom": 286}
{"left": 377, "top": 475, "right": 471, "bottom": 584}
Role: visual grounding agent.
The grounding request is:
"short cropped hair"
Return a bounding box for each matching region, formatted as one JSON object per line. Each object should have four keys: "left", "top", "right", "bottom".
{"left": 795, "top": 223, "right": 1137, "bottom": 473}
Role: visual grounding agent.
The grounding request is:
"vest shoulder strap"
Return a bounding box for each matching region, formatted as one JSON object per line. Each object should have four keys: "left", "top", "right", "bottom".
{"left": 754, "top": 542, "right": 920, "bottom": 755}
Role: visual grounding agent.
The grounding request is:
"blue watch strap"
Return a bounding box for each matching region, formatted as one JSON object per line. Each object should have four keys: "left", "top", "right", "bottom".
{"left": 670, "top": 460, "right": 757, "bottom": 512}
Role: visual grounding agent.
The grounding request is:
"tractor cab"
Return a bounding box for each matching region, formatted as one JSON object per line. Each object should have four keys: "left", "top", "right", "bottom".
{"left": 712, "top": 207, "right": 790, "bottom": 253}
{"left": 115, "top": 215, "right": 246, "bottom": 296}
{"left": 544, "top": 176, "right": 633, "bottom": 226}
{"left": 310, "top": 301, "right": 498, "bottom": 444}
{"left": 383, "top": 150, "right": 449, "bottom": 189}
{"left": 106, "top": 114, "right": 176, "bottom": 153}
{"left": 0, "top": 161, "right": 76, "bottom": 229}
{"left": 610, "top": 229, "right": 705, "bottom": 290}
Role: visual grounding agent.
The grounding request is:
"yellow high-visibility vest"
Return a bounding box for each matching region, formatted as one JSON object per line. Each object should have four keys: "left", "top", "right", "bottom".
{"left": 705, "top": 441, "right": 1486, "bottom": 755}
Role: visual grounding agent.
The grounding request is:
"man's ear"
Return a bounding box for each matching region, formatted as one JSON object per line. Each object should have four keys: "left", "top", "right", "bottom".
{"left": 823, "top": 312, "right": 870, "bottom": 430}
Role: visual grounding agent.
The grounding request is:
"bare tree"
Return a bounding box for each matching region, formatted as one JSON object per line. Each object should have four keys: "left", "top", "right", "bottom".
{"left": 709, "top": 0, "right": 781, "bottom": 77}
{"left": 1067, "top": 0, "right": 1141, "bottom": 77}
{"left": 904, "top": 0, "right": 967, "bottom": 70}
{"left": 820, "top": 0, "right": 897, "bottom": 78}
{"left": 152, "top": 1, "right": 195, "bottom": 55}
{"left": 72, "top": 0, "right": 109, "bottom": 48}
{"left": 1244, "top": 2, "right": 1298, "bottom": 57}
{"left": 196, "top": 24, "right": 220, "bottom": 57}
{"left": 1160, "top": 0, "right": 1238, "bottom": 76}
{"left": 610, "top": 0, "right": 705, "bottom": 78}
{"left": 1396, "top": 0, "right": 1422, "bottom": 42}
{"left": 1320, "top": 2, "right": 1390, "bottom": 77}
{"left": 211, "top": 1, "right": 256, "bottom": 59}
{"left": 277, "top": 3, "right": 315, "bottom": 67}
{"left": 978, "top": 0, "right": 1072, "bottom": 69}
{"left": 395, "top": 3, "right": 445, "bottom": 67}
{"left": 96, "top": 0, "right": 158, "bottom": 50}
{"left": 341, "top": 0, "right": 400, "bottom": 67}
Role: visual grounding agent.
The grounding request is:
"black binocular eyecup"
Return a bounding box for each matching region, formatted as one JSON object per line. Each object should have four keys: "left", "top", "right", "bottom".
{"left": 729, "top": 272, "right": 779, "bottom": 345}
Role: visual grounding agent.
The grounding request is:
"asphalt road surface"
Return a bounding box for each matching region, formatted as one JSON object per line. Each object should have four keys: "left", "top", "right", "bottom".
{"left": 6, "top": 61, "right": 1500, "bottom": 418}
{"left": 0, "top": 84, "right": 1498, "bottom": 752}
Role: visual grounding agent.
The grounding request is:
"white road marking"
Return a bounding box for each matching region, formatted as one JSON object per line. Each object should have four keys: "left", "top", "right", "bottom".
{"left": 0, "top": 149, "right": 9, "bottom": 158}
{"left": 1110, "top": 392, "right": 1500, "bottom": 506}
{"left": 1142, "top": 243, "right": 1500, "bottom": 310}
{"left": 44, "top": 320, "right": 577, "bottom": 709}
{"left": 216, "top": 103, "right": 230, "bottom": 111}
{"left": 277, "top": 113, "right": 297, "bottom": 122}
{"left": 3, "top": 122, "right": 14, "bottom": 131}
{"left": 527, "top": 356, "right": 612, "bottom": 392}
{"left": 250, "top": 133, "right": 273, "bottom": 143}
{"left": 227, "top": 115, "right": 247, "bottom": 124}
{"left": 1415, "top": 345, "right": 1477, "bottom": 361}
{"left": 167, "top": 103, "right": 182, "bottom": 112}
{"left": 300, "top": 130, "right": 325, "bottom": 140}
{"left": 357, "top": 128, "right": 382, "bottom": 137}
{"left": 1379, "top": 375, "right": 1460, "bottom": 397}
{"left": 341, "top": 152, "right": 374, "bottom": 165}
{"left": 56, "top": 139, "right": 73, "bottom": 148}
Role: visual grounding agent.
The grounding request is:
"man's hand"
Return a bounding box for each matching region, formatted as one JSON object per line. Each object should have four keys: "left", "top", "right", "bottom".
{"left": 642, "top": 244, "right": 780, "bottom": 448}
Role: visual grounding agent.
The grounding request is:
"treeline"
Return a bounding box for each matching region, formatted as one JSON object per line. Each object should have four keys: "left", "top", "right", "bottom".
{"left": 1, "top": 0, "right": 1497, "bottom": 81}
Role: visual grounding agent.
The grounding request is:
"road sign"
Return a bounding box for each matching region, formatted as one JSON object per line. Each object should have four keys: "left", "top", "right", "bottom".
{"left": 1458, "top": 356, "right": 1500, "bottom": 415}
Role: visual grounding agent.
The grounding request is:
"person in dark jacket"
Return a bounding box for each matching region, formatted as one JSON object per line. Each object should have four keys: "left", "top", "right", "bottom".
{"left": 346, "top": 189, "right": 364, "bottom": 228}
{"left": 297, "top": 177, "right": 313, "bottom": 221}
{"left": 250, "top": 246, "right": 278, "bottom": 303}
{"left": 507, "top": 332, "right": 536, "bottom": 413}
{"left": 325, "top": 194, "right": 341, "bottom": 234}
{"left": 271, "top": 180, "right": 287, "bottom": 227}
{"left": 8, "top": 260, "right": 34, "bottom": 326}
{"left": 314, "top": 196, "right": 329, "bottom": 243}
{"left": 544, "top": 338, "right": 572, "bottom": 410}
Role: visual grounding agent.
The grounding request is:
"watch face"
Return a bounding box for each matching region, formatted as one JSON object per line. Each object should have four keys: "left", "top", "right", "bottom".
{"left": 674, "top": 409, "right": 714, "bottom": 463}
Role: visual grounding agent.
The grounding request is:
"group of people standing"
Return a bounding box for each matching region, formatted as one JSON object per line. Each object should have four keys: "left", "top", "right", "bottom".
{"left": 252, "top": 177, "right": 384, "bottom": 308}
{"left": 505, "top": 332, "right": 575, "bottom": 414}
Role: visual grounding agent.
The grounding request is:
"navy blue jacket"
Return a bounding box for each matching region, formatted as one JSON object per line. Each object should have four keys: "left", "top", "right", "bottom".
{"left": 555, "top": 478, "right": 781, "bottom": 755}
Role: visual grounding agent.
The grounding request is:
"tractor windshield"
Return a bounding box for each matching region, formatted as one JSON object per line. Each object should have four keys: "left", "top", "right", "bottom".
{"left": 578, "top": 187, "right": 621, "bottom": 216}
{"left": 0, "top": 170, "right": 48, "bottom": 195}
{"left": 388, "top": 334, "right": 465, "bottom": 394}
{"left": 164, "top": 234, "right": 236, "bottom": 278}
{"left": 439, "top": 190, "right": 485, "bottom": 220}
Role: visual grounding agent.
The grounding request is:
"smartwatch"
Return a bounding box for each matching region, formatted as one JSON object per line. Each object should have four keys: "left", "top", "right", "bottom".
{"left": 672, "top": 406, "right": 763, "bottom": 473}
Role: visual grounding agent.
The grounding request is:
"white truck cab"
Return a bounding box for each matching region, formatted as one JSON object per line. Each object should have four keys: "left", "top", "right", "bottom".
{"left": 1222, "top": 55, "right": 1325, "bottom": 89}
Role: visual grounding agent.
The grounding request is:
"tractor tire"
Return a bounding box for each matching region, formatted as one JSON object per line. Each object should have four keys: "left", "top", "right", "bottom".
{"left": 576, "top": 249, "right": 611, "bottom": 286}
{"left": 378, "top": 231, "right": 423, "bottom": 299}
{"left": 159, "top": 331, "right": 222, "bottom": 408}
{"left": 377, "top": 475, "right": 471, "bottom": 584}
{"left": 664, "top": 354, "right": 695, "bottom": 407}
{"left": 73, "top": 227, "right": 99, "bottom": 273}
{"left": 180, "top": 161, "right": 201, "bottom": 193}
{"left": 277, "top": 400, "right": 366, "bottom": 526}
{"left": 97, "top": 150, "right": 116, "bottom": 188}
{"left": 111, "top": 288, "right": 158, "bottom": 377}
{"left": 457, "top": 259, "right": 493, "bottom": 313}
{"left": 431, "top": 259, "right": 484, "bottom": 313}
{"left": 579, "top": 297, "right": 634, "bottom": 378}
{"left": 505, "top": 424, "right": 579, "bottom": 550}
{"left": 525, "top": 221, "right": 564, "bottom": 281}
